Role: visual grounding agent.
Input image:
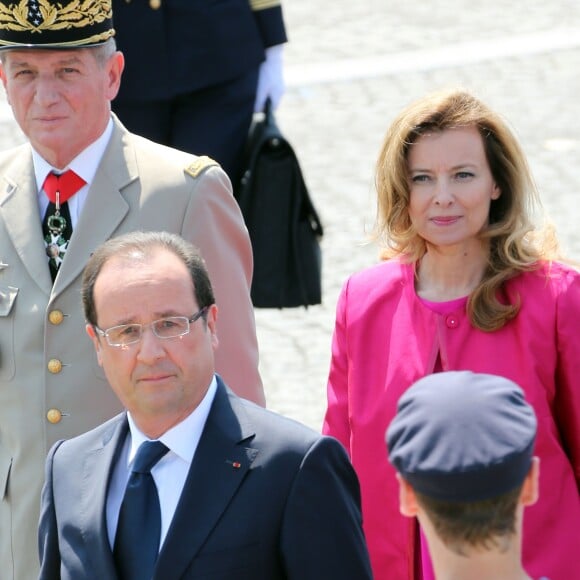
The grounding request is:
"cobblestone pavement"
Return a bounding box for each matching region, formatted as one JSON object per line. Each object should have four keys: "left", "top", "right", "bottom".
{"left": 1, "top": 0, "right": 579, "bottom": 429}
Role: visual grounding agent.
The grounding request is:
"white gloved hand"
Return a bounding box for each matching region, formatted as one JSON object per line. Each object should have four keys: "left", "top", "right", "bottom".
{"left": 254, "top": 44, "right": 285, "bottom": 113}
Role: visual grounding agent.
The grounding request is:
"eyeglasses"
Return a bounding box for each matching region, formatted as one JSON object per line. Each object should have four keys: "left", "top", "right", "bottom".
{"left": 94, "top": 307, "right": 209, "bottom": 348}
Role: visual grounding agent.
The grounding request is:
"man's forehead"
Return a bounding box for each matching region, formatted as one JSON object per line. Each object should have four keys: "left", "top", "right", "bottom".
{"left": 4, "top": 48, "right": 86, "bottom": 66}
{"left": 98, "top": 250, "right": 191, "bottom": 287}
{"left": 94, "top": 253, "right": 196, "bottom": 320}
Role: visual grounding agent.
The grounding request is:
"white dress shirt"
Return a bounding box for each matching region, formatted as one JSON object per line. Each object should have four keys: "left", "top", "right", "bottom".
{"left": 106, "top": 376, "right": 218, "bottom": 550}
{"left": 33, "top": 117, "right": 114, "bottom": 227}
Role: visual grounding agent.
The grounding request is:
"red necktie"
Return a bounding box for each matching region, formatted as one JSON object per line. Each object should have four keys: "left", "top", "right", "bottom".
{"left": 43, "top": 170, "right": 86, "bottom": 204}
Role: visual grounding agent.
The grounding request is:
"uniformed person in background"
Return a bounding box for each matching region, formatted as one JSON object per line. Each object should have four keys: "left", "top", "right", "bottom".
{"left": 387, "top": 371, "right": 542, "bottom": 580}
{"left": 0, "top": 1, "right": 263, "bottom": 578}
{"left": 111, "top": 0, "right": 287, "bottom": 185}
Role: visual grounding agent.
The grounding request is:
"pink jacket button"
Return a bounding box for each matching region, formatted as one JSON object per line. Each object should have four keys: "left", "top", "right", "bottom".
{"left": 446, "top": 315, "right": 459, "bottom": 328}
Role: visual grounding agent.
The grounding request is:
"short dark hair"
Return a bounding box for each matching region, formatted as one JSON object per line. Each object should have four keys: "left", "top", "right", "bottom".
{"left": 415, "top": 486, "right": 522, "bottom": 555}
{"left": 82, "top": 231, "right": 215, "bottom": 327}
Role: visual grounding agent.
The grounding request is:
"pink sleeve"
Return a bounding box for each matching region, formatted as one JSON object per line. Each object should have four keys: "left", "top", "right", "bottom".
{"left": 322, "top": 280, "right": 352, "bottom": 453}
{"left": 554, "top": 269, "right": 580, "bottom": 488}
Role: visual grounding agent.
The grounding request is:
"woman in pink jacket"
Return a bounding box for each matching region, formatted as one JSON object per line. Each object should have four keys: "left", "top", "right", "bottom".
{"left": 323, "top": 89, "right": 580, "bottom": 580}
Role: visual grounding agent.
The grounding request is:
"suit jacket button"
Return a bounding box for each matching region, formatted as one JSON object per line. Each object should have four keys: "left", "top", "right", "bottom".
{"left": 149, "top": 0, "right": 161, "bottom": 8}
{"left": 49, "top": 310, "right": 64, "bottom": 325}
{"left": 48, "top": 359, "right": 63, "bottom": 374}
{"left": 46, "top": 409, "right": 62, "bottom": 424}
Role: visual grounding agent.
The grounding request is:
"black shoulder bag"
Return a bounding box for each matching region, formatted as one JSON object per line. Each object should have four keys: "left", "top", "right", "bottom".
{"left": 235, "top": 99, "right": 323, "bottom": 308}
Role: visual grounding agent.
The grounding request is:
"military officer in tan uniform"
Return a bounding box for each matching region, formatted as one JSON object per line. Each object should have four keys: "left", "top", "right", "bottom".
{"left": 0, "top": 1, "right": 263, "bottom": 578}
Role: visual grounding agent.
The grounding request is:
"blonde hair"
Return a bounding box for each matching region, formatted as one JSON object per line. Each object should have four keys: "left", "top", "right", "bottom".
{"left": 374, "top": 89, "right": 559, "bottom": 331}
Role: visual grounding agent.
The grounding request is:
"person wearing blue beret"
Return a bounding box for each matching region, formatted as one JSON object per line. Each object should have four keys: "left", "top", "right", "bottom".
{"left": 387, "top": 371, "right": 549, "bottom": 580}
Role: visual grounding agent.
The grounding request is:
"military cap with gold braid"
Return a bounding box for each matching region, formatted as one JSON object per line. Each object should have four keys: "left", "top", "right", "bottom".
{"left": 0, "top": 0, "right": 115, "bottom": 50}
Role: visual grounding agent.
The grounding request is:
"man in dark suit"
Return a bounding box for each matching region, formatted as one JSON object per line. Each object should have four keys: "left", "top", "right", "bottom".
{"left": 0, "top": 2, "right": 262, "bottom": 578}
{"left": 112, "top": 0, "right": 287, "bottom": 184}
{"left": 38, "top": 231, "right": 372, "bottom": 579}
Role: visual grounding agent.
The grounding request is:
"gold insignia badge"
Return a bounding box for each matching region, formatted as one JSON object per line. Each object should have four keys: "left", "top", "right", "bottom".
{"left": 185, "top": 156, "right": 219, "bottom": 178}
{"left": 0, "top": 0, "right": 112, "bottom": 35}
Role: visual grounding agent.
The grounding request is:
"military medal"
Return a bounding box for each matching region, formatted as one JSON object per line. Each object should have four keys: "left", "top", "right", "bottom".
{"left": 44, "top": 190, "right": 69, "bottom": 267}
{"left": 46, "top": 208, "right": 67, "bottom": 237}
{"left": 44, "top": 232, "right": 68, "bottom": 265}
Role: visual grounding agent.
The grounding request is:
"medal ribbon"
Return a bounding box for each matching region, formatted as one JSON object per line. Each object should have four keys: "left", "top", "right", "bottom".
{"left": 43, "top": 170, "right": 86, "bottom": 205}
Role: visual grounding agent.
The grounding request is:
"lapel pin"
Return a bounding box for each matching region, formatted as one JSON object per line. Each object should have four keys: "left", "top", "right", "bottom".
{"left": 226, "top": 459, "right": 242, "bottom": 469}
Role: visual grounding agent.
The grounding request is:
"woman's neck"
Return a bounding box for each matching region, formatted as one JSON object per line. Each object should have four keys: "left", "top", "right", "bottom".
{"left": 415, "top": 243, "right": 489, "bottom": 302}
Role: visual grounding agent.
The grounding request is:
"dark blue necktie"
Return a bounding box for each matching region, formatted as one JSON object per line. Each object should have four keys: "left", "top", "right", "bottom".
{"left": 114, "top": 440, "right": 169, "bottom": 580}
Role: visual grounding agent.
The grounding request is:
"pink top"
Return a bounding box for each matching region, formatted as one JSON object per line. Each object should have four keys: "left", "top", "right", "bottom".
{"left": 419, "top": 295, "right": 468, "bottom": 315}
{"left": 418, "top": 295, "right": 468, "bottom": 580}
{"left": 324, "top": 259, "right": 580, "bottom": 580}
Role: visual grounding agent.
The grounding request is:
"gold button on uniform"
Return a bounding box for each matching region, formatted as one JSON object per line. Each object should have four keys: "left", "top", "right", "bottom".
{"left": 47, "top": 409, "right": 62, "bottom": 424}
{"left": 48, "top": 359, "right": 63, "bottom": 374}
{"left": 49, "top": 310, "right": 64, "bottom": 325}
{"left": 149, "top": 0, "right": 161, "bottom": 9}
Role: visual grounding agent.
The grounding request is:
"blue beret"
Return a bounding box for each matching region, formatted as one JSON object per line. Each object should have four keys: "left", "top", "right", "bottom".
{"left": 386, "top": 371, "right": 537, "bottom": 502}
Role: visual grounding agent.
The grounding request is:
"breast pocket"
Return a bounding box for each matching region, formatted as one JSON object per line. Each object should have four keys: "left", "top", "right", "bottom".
{"left": 0, "top": 285, "right": 18, "bottom": 380}
{"left": 182, "top": 543, "right": 261, "bottom": 579}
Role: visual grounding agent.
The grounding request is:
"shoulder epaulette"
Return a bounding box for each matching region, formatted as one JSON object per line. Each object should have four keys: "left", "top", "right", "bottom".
{"left": 250, "top": 0, "right": 281, "bottom": 11}
{"left": 184, "top": 156, "right": 219, "bottom": 178}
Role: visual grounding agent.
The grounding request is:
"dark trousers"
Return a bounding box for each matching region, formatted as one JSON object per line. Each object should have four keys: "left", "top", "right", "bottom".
{"left": 113, "top": 67, "right": 259, "bottom": 186}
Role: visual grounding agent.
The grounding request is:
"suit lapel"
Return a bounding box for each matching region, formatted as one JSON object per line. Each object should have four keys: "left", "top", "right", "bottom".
{"left": 52, "top": 119, "right": 134, "bottom": 296}
{"left": 154, "top": 379, "right": 259, "bottom": 580}
{"left": 81, "top": 415, "right": 129, "bottom": 579}
{"left": 0, "top": 146, "right": 52, "bottom": 294}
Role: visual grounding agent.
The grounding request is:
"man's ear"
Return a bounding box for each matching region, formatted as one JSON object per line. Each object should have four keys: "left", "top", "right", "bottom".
{"left": 520, "top": 457, "right": 540, "bottom": 507}
{"left": 86, "top": 323, "right": 103, "bottom": 366}
{"left": 206, "top": 304, "right": 219, "bottom": 350}
{"left": 105, "top": 51, "right": 125, "bottom": 101}
{"left": 0, "top": 61, "right": 10, "bottom": 102}
{"left": 397, "top": 473, "right": 419, "bottom": 517}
